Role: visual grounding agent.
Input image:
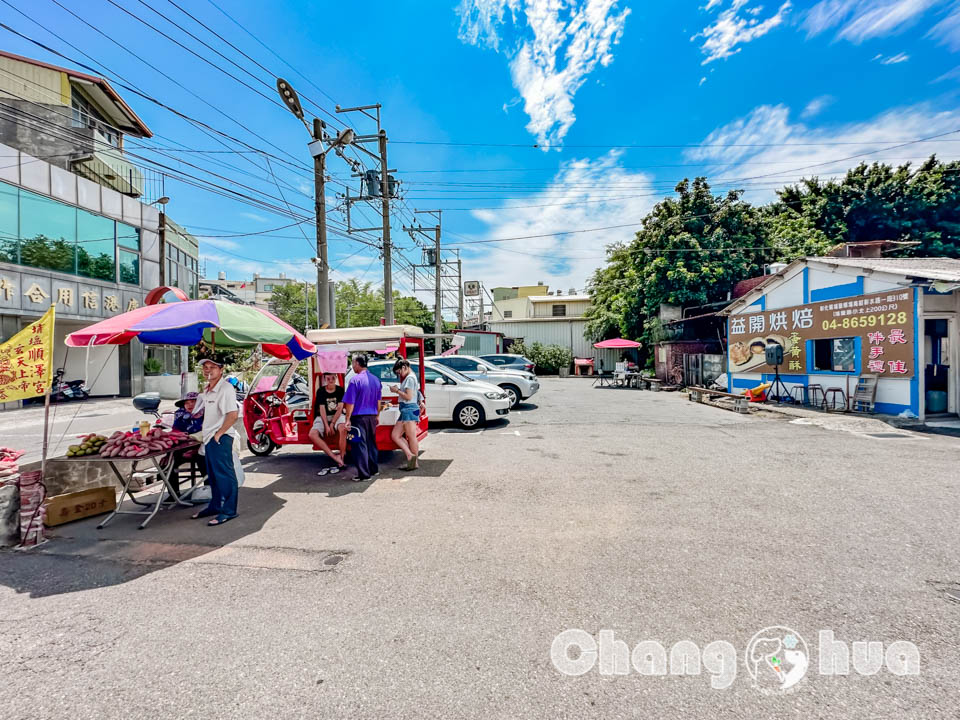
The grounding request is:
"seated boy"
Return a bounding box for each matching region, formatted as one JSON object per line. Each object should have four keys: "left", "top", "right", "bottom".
{"left": 308, "top": 373, "right": 347, "bottom": 468}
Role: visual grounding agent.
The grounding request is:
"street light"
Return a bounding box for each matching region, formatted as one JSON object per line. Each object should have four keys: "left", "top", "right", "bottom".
{"left": 150, "top": 196, "right": 169, "bottom": 206}
{"left": 277, "top": 78, "right": 355, "bottom": 328}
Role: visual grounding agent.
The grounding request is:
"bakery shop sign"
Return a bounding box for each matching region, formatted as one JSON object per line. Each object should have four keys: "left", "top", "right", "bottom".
{"left": 728, "top": 289, "right": 915, "bottom": 377}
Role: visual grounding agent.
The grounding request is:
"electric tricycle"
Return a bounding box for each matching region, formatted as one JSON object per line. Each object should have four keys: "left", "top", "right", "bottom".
{"left": 243, "top": 324, "right": 428, "bottom": 457}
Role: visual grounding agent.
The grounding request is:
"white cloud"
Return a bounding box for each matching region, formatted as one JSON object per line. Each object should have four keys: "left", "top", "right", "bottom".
{"left": 933, "top": 64, "right": 960, "bottom": 81}
{"left": 928, "top": 3, "right": 960, "bottom": 50}
{"left": 197, "top": 236, "right": 241, "bottom": 251}
{"left": 456, "top": 0, "right": 521, "bottom": 50}
{"left": 456, "top": 0, "right": 630, "bottom": 146}
{"left": 801, "top": 95, "right": 834, "bottom": 118}
{"left": 699, "top": 76, "right": 708, "bottom": 85}
{"left": 455, "top": 152, "right": 656, "bottom": 292}
{"left": 239, "top": 212, "right": 268, "bottom": 223}
{"left": 703, "top": 0, "right": 724, "bottom": 9}
{"left": 875, "top": 51, "right": 911, "bottom": 62}
{"left": 803, "top": 0, "right": 941, "bottom": 42}
{"left": 694, "top": 0, "right": 792, "bottom": 64}
{"left": 685, "top": 102, "right": 960, "bottom": 203}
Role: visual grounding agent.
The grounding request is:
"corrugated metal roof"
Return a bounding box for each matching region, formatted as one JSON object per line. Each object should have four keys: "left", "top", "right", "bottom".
{"left": 0, "top": 50, "right": 152, "bottom": 137}
{"left": 527, "top": 295, "right": 591, "bottom": 302}
{"left": 811, "top": 257, "right": 960, "bottom": 281}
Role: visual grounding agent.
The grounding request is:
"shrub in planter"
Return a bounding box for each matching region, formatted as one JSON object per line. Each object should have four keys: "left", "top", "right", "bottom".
{"left": 517, "top": 342, "right": 573, "bottom": 375}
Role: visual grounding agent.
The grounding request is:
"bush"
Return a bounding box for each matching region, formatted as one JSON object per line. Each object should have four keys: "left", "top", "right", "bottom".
{"left": 510, "top": 341, "right": 572, "bottom": 375}
{"left": 143, "top": 357, "right": 163, "bottom": 375}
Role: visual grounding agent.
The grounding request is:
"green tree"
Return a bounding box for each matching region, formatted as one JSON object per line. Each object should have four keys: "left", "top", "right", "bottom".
{"left": 586, "top": 157, "right": 960, "bottom": 367}
{"left": 268, "top": 282, "right": 317, "bottom": 334}
{"left": 268, "top": 277, "right": 439, "bottom": 334}
{"left": 770, "top": 156, "right": 960, "bottom": 257}
{"left": 590, "top": 178, "right": 776, "bottom": 358}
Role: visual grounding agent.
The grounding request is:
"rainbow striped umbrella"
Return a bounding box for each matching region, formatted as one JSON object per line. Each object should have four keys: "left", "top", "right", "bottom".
{"left": 65, "top": 300, "right": 316, "bottom": 360}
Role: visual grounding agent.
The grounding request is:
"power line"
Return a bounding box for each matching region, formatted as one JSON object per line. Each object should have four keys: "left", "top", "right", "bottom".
{"left": 392, "top": 139, "right": 960, "bottom": 149}
{"left": 164, "top": 0, "right": 344, "bottom": 127}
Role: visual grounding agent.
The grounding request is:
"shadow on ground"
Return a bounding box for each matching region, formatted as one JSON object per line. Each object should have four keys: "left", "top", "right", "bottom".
{"left": 0, "top": 447, "right": 455, "bottom": 599}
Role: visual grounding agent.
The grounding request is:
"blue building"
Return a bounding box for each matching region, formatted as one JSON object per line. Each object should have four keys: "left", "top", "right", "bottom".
{"left": 720, "top": 255, "right": 960, "bottom": 422}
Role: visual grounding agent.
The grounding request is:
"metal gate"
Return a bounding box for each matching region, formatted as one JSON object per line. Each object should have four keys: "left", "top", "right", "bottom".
{"left": 682, "top": 353, "right": 725, "bottom": 387}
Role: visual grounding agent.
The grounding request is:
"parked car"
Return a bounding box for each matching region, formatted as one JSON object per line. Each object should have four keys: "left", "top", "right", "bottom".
{"left": 480, "top": 353, "right": 536, "bottom": 374}
{"left": 427, "top": 355, "right": 539, "bottom": 409}
{"left": 368, "top": 360, "right": 511, "bottom": 429}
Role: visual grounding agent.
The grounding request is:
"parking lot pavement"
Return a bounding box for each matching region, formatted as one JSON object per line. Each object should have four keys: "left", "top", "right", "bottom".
{"left": 2, "top": 378, "right": 959, "bottom": 718}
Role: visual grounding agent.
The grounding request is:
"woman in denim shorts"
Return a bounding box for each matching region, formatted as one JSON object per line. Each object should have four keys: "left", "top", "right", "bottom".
{"left": 389, "top": 358, "right": 420, "bottom": 471}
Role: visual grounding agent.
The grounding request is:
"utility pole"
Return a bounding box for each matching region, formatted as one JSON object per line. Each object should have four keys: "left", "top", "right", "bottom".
{"left": 456, "top": 253, "right": 464, "bottom": 329}
{"left": 378, "top": 129, "right": 394, "bottom": 326}
{"left": 303, "top": 279, "right": 309, "bottom": 331}
{"left": 336, "top": 103, "right": 395, "bottom": 327}
{"left": 434, "top": 222, "right": 441, "bottom": 343}
{"left": 404, "top": 209, "right": 443, "bottom": 353}
{"left": 479, "top": 284, "right": 485, "bottom": 331}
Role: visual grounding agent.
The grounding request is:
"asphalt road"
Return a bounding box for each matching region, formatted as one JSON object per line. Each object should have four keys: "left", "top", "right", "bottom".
{"left": 0, "top": 397, "right": 152, "bottom": 466}
{"left": 1, "top": 379, "right": 959, "bottom": 718}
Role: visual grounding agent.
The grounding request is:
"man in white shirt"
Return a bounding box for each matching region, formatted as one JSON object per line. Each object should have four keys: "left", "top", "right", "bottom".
{"left": 191, "top": 358, "right": 240, "bottom": 526}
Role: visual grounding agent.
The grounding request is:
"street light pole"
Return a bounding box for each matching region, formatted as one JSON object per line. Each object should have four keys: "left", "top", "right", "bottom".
{"left": 312, "top": 118, "right": 329, "bottom": 327}
{"left": 277, "top": 78, "right": 355, "bottom": 329}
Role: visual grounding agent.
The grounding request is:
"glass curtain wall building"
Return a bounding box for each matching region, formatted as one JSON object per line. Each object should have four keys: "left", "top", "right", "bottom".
{"left": 0, "top": 180, "right": 140, "bottom": 286}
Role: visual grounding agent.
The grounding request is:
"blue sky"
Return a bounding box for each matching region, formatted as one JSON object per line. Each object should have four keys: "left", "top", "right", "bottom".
{"left": 5, "top": 0, "right": 960, "bottom": 316}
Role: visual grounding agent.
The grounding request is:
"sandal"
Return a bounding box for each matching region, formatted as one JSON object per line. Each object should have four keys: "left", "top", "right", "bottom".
{"left": 208, "top": 514, "right": 236, "bottom": 526}
{"left": 192, "top": 507, "right": 218, "bottom": 519}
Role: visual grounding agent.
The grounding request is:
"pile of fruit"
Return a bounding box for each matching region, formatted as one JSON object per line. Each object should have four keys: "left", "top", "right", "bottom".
{"left": 97, "top": 428, "right": 191, "bottom": 459}
{"left": 66, "top": 434, "right": 108, "bottom": 457}
{"left": 66, "top": 428, "right": 191, "bottom": 459}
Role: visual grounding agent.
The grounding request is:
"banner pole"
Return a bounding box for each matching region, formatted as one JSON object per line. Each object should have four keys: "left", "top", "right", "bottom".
{"left": 40, "top": 385, "right": 51, "bottom": 479}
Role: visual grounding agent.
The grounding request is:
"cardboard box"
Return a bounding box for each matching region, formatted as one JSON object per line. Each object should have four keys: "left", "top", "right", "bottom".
{"left": 43, "top": 486, "right": 116, "bottom": 527}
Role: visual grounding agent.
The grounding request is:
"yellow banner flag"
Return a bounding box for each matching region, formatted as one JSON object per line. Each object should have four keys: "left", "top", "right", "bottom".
{"left": 0, "top": 305, "right": 55, "bottom": 402}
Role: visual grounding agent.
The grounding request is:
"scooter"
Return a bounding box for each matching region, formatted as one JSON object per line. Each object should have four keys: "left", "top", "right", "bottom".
{"left": 50, "top": 367, "right": 89, "bottom": 402}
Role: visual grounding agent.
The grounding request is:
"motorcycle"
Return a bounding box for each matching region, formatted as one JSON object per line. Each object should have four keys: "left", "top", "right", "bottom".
{"left": 285, "top": 374, "right": 309, "bottom": 409}
{"left": 225, "top": 374, "right": 247, "bottom": 401}
{"left": 50, "top": 367, "right": 89, "bottom": 402}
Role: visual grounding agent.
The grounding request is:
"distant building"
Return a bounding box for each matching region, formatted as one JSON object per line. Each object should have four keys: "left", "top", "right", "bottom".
{"left": 200, "top": 272, "right": 297, "bottom": 310}
{"left": 0, "top": 51, "right": 197, "bottom": 404}
{"left": 488, "top": 289, "right": 618, "bottom": 365}
{"left": 491, "top": 283, "right": 549, "bottom": 302}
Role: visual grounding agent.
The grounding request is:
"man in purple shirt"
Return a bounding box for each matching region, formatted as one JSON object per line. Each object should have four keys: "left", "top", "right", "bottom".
{"left": 343, "top": 353, "right": 383, "bottom": 481}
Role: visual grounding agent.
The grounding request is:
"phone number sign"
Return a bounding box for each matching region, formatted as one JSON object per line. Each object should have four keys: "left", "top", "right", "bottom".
{"left": 728, "top": 289, "right": 915, "bottom": 377}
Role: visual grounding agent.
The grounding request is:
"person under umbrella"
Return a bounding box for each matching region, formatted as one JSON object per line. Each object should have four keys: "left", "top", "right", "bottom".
{"left": 191, "top": 359, "right": 240, "bottom": 526}
{"left": 170, "top": 391, "right": 206, "bottom": 494}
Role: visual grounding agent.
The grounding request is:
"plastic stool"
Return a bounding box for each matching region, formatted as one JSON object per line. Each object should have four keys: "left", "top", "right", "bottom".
{"left": 789, "top": 386, "right": 808, "bottom": 406}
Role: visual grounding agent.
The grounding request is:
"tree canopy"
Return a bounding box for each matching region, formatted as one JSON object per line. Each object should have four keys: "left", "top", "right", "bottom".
{"left": 268, "top": 277, "right": 437, "bottom": 334}
{"left": 585, "top": 156, "right": 960, "bottom": 360}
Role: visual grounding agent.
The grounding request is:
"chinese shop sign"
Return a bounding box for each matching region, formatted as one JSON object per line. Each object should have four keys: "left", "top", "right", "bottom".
{"left": 0, "top": 305, "right": 55, "bottom": 402}
{"left": 728, "top": 289, "right": 915, "bottom": 377}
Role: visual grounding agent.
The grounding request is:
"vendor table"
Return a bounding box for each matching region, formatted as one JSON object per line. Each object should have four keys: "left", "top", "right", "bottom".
{"left": 60, "top": 441, "right": 201, "bottom": 529}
